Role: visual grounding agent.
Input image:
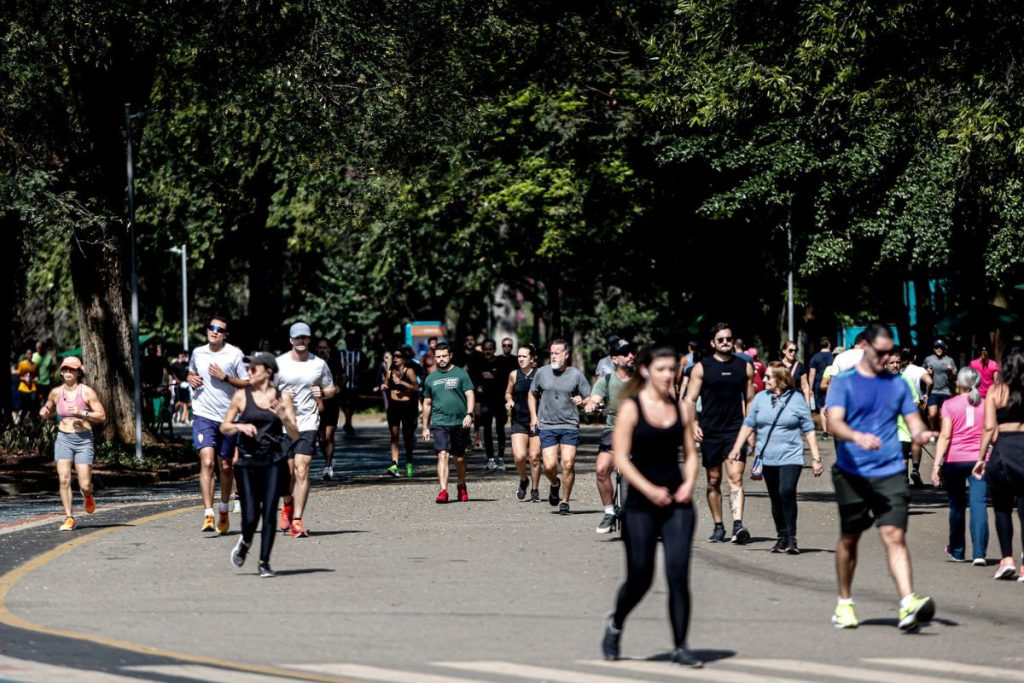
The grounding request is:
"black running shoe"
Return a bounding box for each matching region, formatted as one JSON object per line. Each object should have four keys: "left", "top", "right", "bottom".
{"left": 770, "top": 536, "right": 788, "bottom": 554}
{"left": 231, "top": 538, "right": 250, "bottom": 567}
{"left": 671, "top": 647, "right": 703, "bottom": 668}
{"left": 258, "top": 562, "right": 275, "bottom": 578}
{"left": 708, "top": 525, "right": 726, "bottom": 542}
{"left": 516, "top": 479, "right": 528, "bottom": 501}
{"left": 548, "top": 479, "right": 561, "bottom": 506}
{"left": 910, "top": 469, "right": 923, "bottom": 488}
{"left": 601, "top": 613, "right": 621, "bottom": 661}
{"left": 558, "top": 501, "right": 570, "bottom": 515}
{"left": 529, "top": 489, "right": 540, "bottom": 503}
{"left": 786, "top": 537, "right": 800, "bottom": 555}
{"left": 731, "top": 524, "right": 751, "bottom": 544}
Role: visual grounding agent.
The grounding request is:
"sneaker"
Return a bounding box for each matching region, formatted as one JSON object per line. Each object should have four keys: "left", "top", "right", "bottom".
{"left": 217, "top": 510, "right": 230, "bottom": 535}
{"left": 258, "top": 562, "right": 276, "bottom": 578}
{"left": 343, "top": 424, "right": 355, "bottom": 438}
{"left": 386, "top": 463, "right": 401, "bottom": 477}
{"left": 708, "top": 525, "right": 726, "bottom": 543}
{"left": 406, "top": 463, "right": 414, "bottom": 478}
{"left": 232, "top": 499, "right": 242, "bottom": 514}
{"left": 84, "top": 495, "right": 96, "bottom": 514}
{"left": 786, "top": 537, "right": 800, "bottom": 555}
{"left": 486, "top": 458, "right": 498, "bottom": 471}
{"left": 994, "top": 557, "right": 1018, "bottom": 580}
{"left": 548, "top": 479, "right": 561, "bottom": 506}
{"left": 323, "top": 466, "right": 334, "bottom": 481}
{"left": 596, "top": 513, "right": 616, "bottom": 534}
{"left": 457, "top": 484, "right": 469, "bottom": 502}
{"left": 289, "top": 518, "right": 310, "bottom": 538}
{"left": 832, "top": 602, "right": 858, "bottom": 629}
{"left": 770, "top": 536, "right": 788, "bottom": 553}
{"left": 529, "top": 489, "right": 540, "bottom": 503}
{"left": 898, "top": 594, "right": 935, "bottom": 631}
{"left": 558, "top": 501, "right": 570, "bottom": 515}
{"left": 231, "top": 538, "right": 250, "bottom": 567}
{"left": 58, "top": 516, "right": 75, "bottom": 531}
{"left": 670, "top": 648, "right": 703, "bottom": 669}
{"left": 731, "top": 524, "right": 750, "bottom": 544}
{"left": 202, "top": 514, "right": 216, "bottom": 532}
{"left": 278, "top": 503, "right": 293, "bottom": 531}
{"left": 972, "top": 557, "right": 987, "bottom": 567}
{"left": 601, "top": 613, "right": 621, "bottom": 661}
{"left": 516, "top": 479, "right": 528, "bottom": 501}
{"left": 945, "top": 544, "right": 967, "bottom": 562}
{"left": 497, "top": 458, "right": 507, "bottom": 471}
{"left": 436, "top": 489, "right": 449, "bottom": 504}
{"left": 910, "top": 469, "right": 923, "bottom": 487}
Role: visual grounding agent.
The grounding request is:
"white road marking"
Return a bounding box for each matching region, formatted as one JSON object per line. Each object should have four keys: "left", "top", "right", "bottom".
{"left": 583, "top": 658, "right": 807, "bottom": 682}
{"left": 0, "top": 654, "right": 146, "bottom": 682}
{"left": 436, "top": 660, "right": 662, "bottom": 683}
{"left": 730, "top": 658, "right": 966, "bottom": 683}
{"left": 125, "top": 664, "right": 301, "bottom": 682}
{"left": 289, "top": 662, "right": 493, "bottom": 683}
{"left": 864, "top": 658, "right": 1024, "bottom": 681}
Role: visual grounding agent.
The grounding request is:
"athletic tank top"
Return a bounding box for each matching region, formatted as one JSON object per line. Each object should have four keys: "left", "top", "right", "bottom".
{"left": 512, "top": 368, "right": 535, "bottom": 424}
{"left": 996, "top": 389, "right": 1024, "bottom": 424}
{"left": 237, "top": 387, "right": 285, "bottom": 465}
{"left": 387, "top": 366, "right": 417, "bottom": 402}
{"left": 698, "top": 355, "right": 749, "bottom": 437}
{"left": 626, "top": 396, "right": 684, "bottom": 507}
{"left": 56, "top": 385, "right": 88, "bottom": 419}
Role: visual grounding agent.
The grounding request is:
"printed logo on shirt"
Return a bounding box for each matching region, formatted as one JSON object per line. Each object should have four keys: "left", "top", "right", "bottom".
{"left": 444, "top": 378, "right": 459, "bottom": 390}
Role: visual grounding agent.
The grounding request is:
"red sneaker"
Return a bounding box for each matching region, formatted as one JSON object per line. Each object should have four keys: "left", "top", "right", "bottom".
{"left": 84, "top": 495, "right": 96, "bottom": 514}
{"left": 289, "top": 518, "right": 309, "bottom": 538}
{"left": 435, "top": 489, "right": 449, "bottom": 504}
{"left": 457, "top": 484, "right": 469, "bottom": 502}
{"left": 279, "top": 503, "right": 294, "bottom": 531}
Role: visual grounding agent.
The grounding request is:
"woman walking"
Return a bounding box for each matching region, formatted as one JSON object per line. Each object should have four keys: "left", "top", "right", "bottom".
{"left": 39, "top": 356, "right": 107, "bottom": 530}
{"left": 602, "top": 346, "right": 701, "bottom": 667}
{"left": 505, "top": 344, "right": 541, "bottom": 501}
{"left": 974, "top": 349, "right": 1024, "bottom": 580}
{"left": 781, "top": 341, "right": 811, "bottom": 405}
{"left": 220, "top": 352, "right": 298, "bottom": 577}
{"left": 930, "top": 367, "right": 987, "bottom": 564}
{"left": 728, "top": 361, "right": 822, "bottom": 553}
{"left": 382, "top": 348, "right": 420, "bottom": 477}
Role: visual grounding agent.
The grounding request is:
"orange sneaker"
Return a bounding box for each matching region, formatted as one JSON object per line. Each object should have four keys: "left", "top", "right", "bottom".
{"left": 84, "top": 496, "right": 96, "bottom": 514}
{"left": 289, "top": 518, "right": 309, "bottom": 538}
{"left": 217, "top": 510, "right": 230, "bottom": 535}
{"left": 59, "top": 517, "right": 75, "bottom": 531}
{"left": 201, "top": 514, "right": 216, "bottom": 532}
{"left": 279, "top": 503, "right": 293, "bottom": 532}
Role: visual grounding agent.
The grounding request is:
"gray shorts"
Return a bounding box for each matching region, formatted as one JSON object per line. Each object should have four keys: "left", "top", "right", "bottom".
{"left": 54, "top": 431, "right": 95, "bottom": 465}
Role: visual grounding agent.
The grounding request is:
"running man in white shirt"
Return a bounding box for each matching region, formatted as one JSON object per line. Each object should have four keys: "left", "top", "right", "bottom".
{"left": 276, "top": 322, "right": 336, "bottom": 538}
{"left": 187, "top": 315, "right": 250, "bottom": 534}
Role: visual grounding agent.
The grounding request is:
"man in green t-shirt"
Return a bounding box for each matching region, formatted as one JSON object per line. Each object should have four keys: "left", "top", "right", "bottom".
{"left": 422, "top": 343, "right": 476, "bottom": 504}
{"left": 584, "top": 339, "right": 635, "bottom": 533}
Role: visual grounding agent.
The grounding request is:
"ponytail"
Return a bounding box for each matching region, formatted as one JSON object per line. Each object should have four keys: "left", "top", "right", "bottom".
{"left": 956, "top": 367, "right": 982, "bottom": 406}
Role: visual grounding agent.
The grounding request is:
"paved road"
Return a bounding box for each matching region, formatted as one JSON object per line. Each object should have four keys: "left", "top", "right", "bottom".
{"left": 1, "top": 422, "right": 1023, "bottom": 682}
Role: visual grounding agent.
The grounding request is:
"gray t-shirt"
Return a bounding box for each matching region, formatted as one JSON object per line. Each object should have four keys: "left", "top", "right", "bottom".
{"left": 923, "top": 354, "right": 957, "bottom": 395}
{"left": 531, "top": 365, "right": 591, "bottom": 430}
{"left": 592, "top": 372, "right": 629, "bottom": 429}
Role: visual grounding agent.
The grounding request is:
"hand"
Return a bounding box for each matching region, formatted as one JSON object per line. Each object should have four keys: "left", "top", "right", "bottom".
{"left": 812, "top": 459, "right": 824, "bottom": 477}
{"left": 673, "top": 482, "right": 694, "bottom": 504}
{"left": 912, "top": 430, "right": 938, "bottom": 445}
{"left": 311, "top": 385, "right": 323, "bottom": 399}
{"left": 188, "top": 374, "right": 204, "bottom": 389}
{"left": 232, "top": 451, "right": 240, "bottom": 466}
{"left": 727, "top": 447, "right": 742, "bottom": 462}
{"left": 646, "top": 485, "right": 673, "bottom": 507}
{"left": 421, "top": 427, "right": 431, "bottom": 442}
{"left": 571, "top": 395, "right": 584, "bottom": 407}
{"left": 694, "top": 424, "right": 704, "bottom": 443}
{"left": 584, "top": 402, "right": 596, "bottom": 414}
{"left": 972, "top": 460, "right": 986, "bottom": 480}
{"left": 38, "top": 405, "right": 51, "bottom": 419}
{"left": 462, "top": 415, "right": 473, "bottom": 429}
{"left": 380, "top": 383, "right": 388, "bottom": 392}
{"left": 208, "top": 363, "right": 226, "bottom": 381}
{"left": 236, "top": 423, "right": 257, "bottom": 437}
{"left": 530, "top": 420, "right": 538, "bottom": 433}
{"left": 930, "top": 467, "right": 942, "bottom": 487}
{"left": 505, "top": 400, "right": 514, "bottom": 411}
{"left": 270, "top": 397, "right": 285, "bottom": 417}
{"left": 853, "top": 431, "right": 882, "bottom": 450}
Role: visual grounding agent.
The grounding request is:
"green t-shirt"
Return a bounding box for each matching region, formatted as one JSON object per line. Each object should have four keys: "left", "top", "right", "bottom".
{"left": 34, "top": 352, "right": 54, "bottom": 387}
{"left": 423, "top": 366, "right": 474, "bottom": 427}
{"left": 592, "top": 371, "right": 629, "bottom": 429}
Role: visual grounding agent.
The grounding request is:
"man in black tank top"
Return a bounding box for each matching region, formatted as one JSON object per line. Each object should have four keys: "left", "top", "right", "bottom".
{"left": 683, "top": 323, "right": 755, "bottom": 544}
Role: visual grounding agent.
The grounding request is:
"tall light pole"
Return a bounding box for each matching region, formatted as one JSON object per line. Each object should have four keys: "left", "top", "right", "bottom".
{"left": 787, "top": 225, "right": 795, "bottom": 344}
{"left": 124, "top": 103, "right": 143, "bottom": 463}
{"left": 169, "top": 244, "right": 188, "bottom": 351}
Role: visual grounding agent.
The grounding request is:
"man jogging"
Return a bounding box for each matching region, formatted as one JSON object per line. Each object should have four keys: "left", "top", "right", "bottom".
{"left": 422, "top": 343, "right": 475, "bottom": 503}
{"left": 827, "top": 322, "right": 936, "bottom": 631}
{"left": 586, "top": 338, "right": 635, "bottom": 533}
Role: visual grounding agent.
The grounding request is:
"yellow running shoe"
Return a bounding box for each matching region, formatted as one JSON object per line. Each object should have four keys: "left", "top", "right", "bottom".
{"left": 201, "top": 514, "right": 216, "bottom": 532}
{"left": 84, "top": 495, "right": 96, "bottom": 514}
{"left": 898, "top": 594, "right": 935, "bottom": 631}
{"left": 832, "top": 601, "right": 858, "bottom": 629}
{"left": 217, "top": 510, "right": 229, "bottom": 535}
{"left": 59, "top": 517, "right": 76, "bottom": 531}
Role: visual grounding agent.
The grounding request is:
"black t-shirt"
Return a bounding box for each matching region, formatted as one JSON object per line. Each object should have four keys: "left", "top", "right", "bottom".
{"left": 470, "top": 356, "right": 506, "bottom": 406}
{"left": 170, "top": 360, "right": 189, "bottom": 382}
{"left": 808, "top": 350, "right": 833, "bottom": 391}
{"left": 697, "top": 355, "right": 748, "bottom": 439}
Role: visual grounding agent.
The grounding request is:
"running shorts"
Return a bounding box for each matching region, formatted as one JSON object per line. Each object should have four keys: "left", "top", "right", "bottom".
{"left": 832, "top": 465, "right": 909, "bottom": 534}
{"left": 192, "top": 416, "right": 237, "bottom": 458}
{"left": 431, "top": 426, "right": 469, "bottom": 456}
{"left": 927, "top": 392, "right": 951, "bottom": 409}
{"left": 510, "top": 422, "right": 538, "bottom": 437}
{"left": 320, "top": 397, "right": 340, "bottom": 428}
{"left": 284, "top": 430, "right": 318, "bottom": 458}
{"left": 700, "top": 436, "right": 745, "bottom": 468}
{"left": 599, "top": 428, "right": 613, "bottom": 454}
{"left": 539, "top": 428, "right": 580, "bottom": 449}
{"left": 54, "top": 431, "right": 95, "bottom": 465}
{"left": 386, "top": 400, "right": 418, "bottom": 428}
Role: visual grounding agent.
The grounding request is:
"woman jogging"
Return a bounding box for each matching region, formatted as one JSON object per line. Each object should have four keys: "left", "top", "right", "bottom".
{"left": 974, "top": 349, "right": 1024, "bottom": 580}
{"left": 728, "top": 361, "right": 822, "bottom": 554}
{"left": 505, "top": 344, "right": 541, "bottom": 501}
{"left": 39, "top": 356, "right": 107, "bottom": 531}
{"left": 220, "top": 352, "right": 298, "bottom": 578}
{"left": 602, "top": 345, "right": 701, "bottom": 667}
{"left": 931, "top": 367, "right": 988, "bottom": 564}
{"left": 970, "top": 344, "right": 1000, "bottom": 399}
{"left": 382, "top": 348, "right": 419, "bottom": 477}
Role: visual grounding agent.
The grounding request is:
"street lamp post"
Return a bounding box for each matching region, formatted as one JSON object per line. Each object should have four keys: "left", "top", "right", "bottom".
{"left": 124, "top": 103, "right": 143, "bottom": 463}
{"left": 169, "top": 244, "right": 188, "bottom": 351}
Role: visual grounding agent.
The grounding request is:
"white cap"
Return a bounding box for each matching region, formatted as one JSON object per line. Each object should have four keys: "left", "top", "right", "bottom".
{"left": 289, "top": 322, "right": 312, "bottom": 338}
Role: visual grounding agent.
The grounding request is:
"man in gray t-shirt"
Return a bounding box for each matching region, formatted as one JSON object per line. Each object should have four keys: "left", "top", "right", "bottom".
{"left": 529, "top": 339, "right": 591, "bottom": 515}
{"left": 923, "top": 339, "right": 957, "bottom": 429}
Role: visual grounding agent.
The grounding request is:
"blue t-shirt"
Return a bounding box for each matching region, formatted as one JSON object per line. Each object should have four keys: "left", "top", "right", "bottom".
{"left": 829, "top": 369, "right": 918, "bottom": 478}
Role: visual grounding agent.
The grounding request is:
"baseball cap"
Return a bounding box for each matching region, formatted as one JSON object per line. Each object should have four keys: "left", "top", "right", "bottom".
{"left": 244, "top": 351, "right": 279, "bottom": 374}
{"left": 289, "top": 322, "right": 312, "bottom": 338}
{"left": 605, "top": 334, "right": 621, "bottom": 346}
{"left": 610, "top": 338, "right": 633, "bottom": 356}
{"left": 933, "top": 339, "right": 946, "bottom": 349}
{"left": 60, "top": 356, "right": 83, "bottom": 371}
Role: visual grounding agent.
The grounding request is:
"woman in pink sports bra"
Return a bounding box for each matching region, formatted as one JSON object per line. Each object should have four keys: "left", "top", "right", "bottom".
{"left": 38, "top": 356, "right": 106, "bottom": 531}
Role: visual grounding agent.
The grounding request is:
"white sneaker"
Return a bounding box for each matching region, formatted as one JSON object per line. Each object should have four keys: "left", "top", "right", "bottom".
{"left": 973, "top": 557, "right": 987, "bottom": 566}
{"left": 486, "top": 458, "right": 498, "bottom": 471}
{"left": 497, "top": 458, "right": 506, "bottom": 471}
{"left": 323, "top": 466, "right": 334, "bottom": 481}
{"left": 232, "top": 499, "right": 241, "bottom": 514}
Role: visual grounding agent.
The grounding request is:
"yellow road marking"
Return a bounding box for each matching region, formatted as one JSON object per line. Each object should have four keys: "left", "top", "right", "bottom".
{"left": 0, "top": 504, "right": 360, "bottom": 683}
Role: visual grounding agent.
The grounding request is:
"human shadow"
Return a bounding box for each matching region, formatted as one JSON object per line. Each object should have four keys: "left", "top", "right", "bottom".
{"left": 273, "top": 568, "right": 336, "bottom": 576}
{"left": 640, "top": 648, "right": 735, "bottom": 664}
{"left": 78, "top": 523, "right": 134, "bottom": 530}
{"left": 310, "top": 529, "right": 368, "bottom": 537}
{"left": 551, "top": 509, "right": 603, "bottom": 516}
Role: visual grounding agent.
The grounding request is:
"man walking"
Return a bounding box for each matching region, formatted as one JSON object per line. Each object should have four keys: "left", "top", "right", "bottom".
{"left": 807, "top": 337, "right": 832, "bottom": 432}
{"left": 472, "top": 339, "right": 510, "bottom": 471}
{"left": 586, "top": 338, "right": 634, "bottom": 533}
{"left": 529, "top": 339, "right": 591, "bottom": 515}
{"left": 683, "top": 323, "right": 754, "bottom": 543}
{"left": 826, "top": 322, "right": 936, "bottom": 631}
{"left": 188, "top": 315, "right": 249, "bottom": 534}
{"left": 422, "top": 343, "right": 475, "bottom": 503}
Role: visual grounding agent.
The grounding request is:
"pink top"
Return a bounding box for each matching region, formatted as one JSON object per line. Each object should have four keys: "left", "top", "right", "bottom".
{"left": 941, "top": 394, "right": 985, "bottom": 463}
{"left": 969, "top": 358, "right": 998, "bottom": 397}
{"left": 56, "top": 385, "right": 88, "bottom": 419}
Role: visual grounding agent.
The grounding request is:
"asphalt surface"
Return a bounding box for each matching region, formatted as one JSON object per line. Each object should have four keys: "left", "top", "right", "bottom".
{"left": 2, "top": 420, "right": 1024, "bottom": 682}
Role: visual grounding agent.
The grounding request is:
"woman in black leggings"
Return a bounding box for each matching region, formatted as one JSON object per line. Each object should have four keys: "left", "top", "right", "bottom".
{"left": 220, "top": 352, "right": 298, "bottom": 577}
{"left": 602, "top": 345, "right": 702, "bottom": 667}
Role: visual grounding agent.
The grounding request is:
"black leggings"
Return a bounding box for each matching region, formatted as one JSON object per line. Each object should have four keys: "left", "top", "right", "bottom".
{"left": 989, "top": 433, "right": 1024, "bottom": 558}
{"left": 762, "top": 464, "right": 802, "bottom": 538}
{"left": 613, "top": 502, "right": 695, "bottom": 648}
{"left": 234, "top": 460, "right": 287, "bottom": 564}
{"left": 480, "top": 403, "right": 507, "bottom": 459}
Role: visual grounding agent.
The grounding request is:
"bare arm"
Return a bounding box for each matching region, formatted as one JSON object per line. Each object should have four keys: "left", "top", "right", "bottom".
{"left": 278, "top": 392, "right": 300, "bottom": 441}
{"left": 421, "top": 397, "right": 433, "bottom": 438}
{"left": 931, "top": 416, "right": 954, "bottom": 486}
{"left": 463, "top": 390, "right": 475, "bottom": 429}
{"left": 681, "top": 362, "right": 704, "bottom": 439}
{"left": 504, "top": 370, "right": 516, "bottom": 410}
{"left": 528, "top": 390, "right": 539, "bottom": 430}
{"left": 613, "top": 400, "right": 670, "bottom": 507}
{"left": 38, "top": 387, "right": 60, "bottom": 419}
{"left": 220, "top": 390, "right": 253, "bottom": 437}
{"left": 744, "top": 362, "right": 755, "bottom": 411}
{"left": 80, "top": 386, "right": 107, "bottom": 424}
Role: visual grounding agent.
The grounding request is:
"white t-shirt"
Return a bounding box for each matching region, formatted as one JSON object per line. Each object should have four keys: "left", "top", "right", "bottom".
{"left": 188, "top": 343, "right": 249, "bottom": 421}
{"left": 902, "top": 363, "right": 927, "bottom": 395}
{"left": 275, "top": 352, "right": 334, "bottom": 432}
{"left": 829, "top": 348, "right": 864, "bottom": 376}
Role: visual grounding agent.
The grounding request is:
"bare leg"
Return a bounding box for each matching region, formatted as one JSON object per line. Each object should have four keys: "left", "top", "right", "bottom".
{"left": 595, "top": 450, "right": 614, "bottom": 507}
{"left": 725, "top": 458, "right": 746, "bottom": 523}
{"left": 560, "top": 446, "right": 577, "bottom": 502}
{"left": 512, "top": 433, "right": 529, "bottom": 479}
{"left": 282, "top": 458, "right": 296, "bottom": 506}
{"left": 218, "top": 457, "right": 233, "bottom": 505}
{"left": 75, "top": 462, "right": 94, "bottom": 500}
{"left": 292, "top": 453, "right": 311, "bottom": 518}
{"left": 529, "top": 436, "right": 542, "bottom": 489}
{"left": 542, "top": 446, "right": 560, "bottom": 484}
{"left": 437, "top": 451, "right": 450, "bottom": 489}
{"left": 57, "top": 460, "right": 73, "bottom": 518}
{"left": 879, "top": 525, "right": 914, "bottom": 598}
{"left": 389, "top": 424, "right": 401, "bottom": 464}
{"left": 455, "top": 456, "right": 467, "bottom": 486}
{"left": 198, "top": 447, "right": 216, "bottom": 509}
{"left": 321, "top": 425, "right": 336, "bottom": 468}
{"left": 705, "top": 465, "right": 723, "bottom": 524}
{"left": 835, "top": 532, "right": 861, "bottom": 599}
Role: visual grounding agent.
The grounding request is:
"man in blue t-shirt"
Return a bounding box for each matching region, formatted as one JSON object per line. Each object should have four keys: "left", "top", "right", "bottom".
{"left": 826, "top": 322, "right": 937, "bottom": 633}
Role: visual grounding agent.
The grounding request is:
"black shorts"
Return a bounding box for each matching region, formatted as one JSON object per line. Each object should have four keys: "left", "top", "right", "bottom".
{"left": 284, "top": 430, "right": 318, "bottom": 459}
{"left": 511, "top": 422, "right": 538, "bottom": 437}
{"left": 431, "top": 426, "right": 469, "bottom": 456}
{"left": 599, "top": 428, "right": 613, "bottom": 454}
{"left": 174, "top": 385, "right": 191, "bottom": 404}
{"left": 814, "top": 389, "right": 827, "bottom": 413}
{"left": 320, "top": 397, "right": 340, "bottom": 428}
{"left": 387, "top": 400, "right": 418, "bottom": 428}
{"left": 901, "top": 441, "right": 912, "bottom": 459}
{"left": 701, "top": 437, "right": 745, "bottom": 468}
{"left": 832, "top": 465, "right": 909, "bottom": 534}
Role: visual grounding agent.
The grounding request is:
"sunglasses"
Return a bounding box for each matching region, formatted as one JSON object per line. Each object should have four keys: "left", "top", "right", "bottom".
{"left": 715, "top": 336, "right": 732, "bottom": 343}
{"left": 208, "top": 324, "right": 227, "bottom": 334}
{"left": 871, "top": 345, "right": 895, "bottom": 358}
{"left": 502, "top": 344, "right": 513, "bottom": 348}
